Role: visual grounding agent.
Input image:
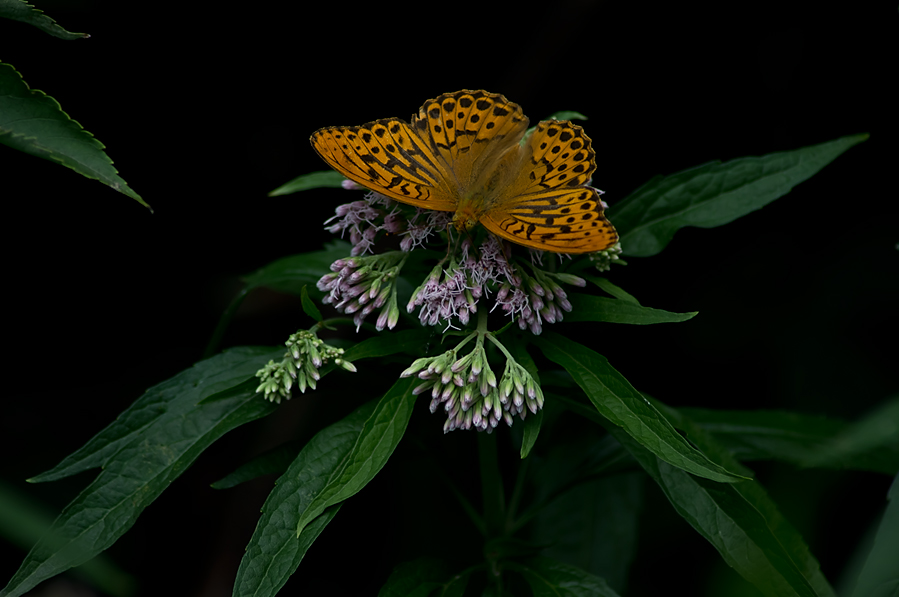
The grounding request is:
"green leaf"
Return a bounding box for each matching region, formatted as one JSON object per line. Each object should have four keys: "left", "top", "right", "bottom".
{"left": 565, "top": 293, "right": 696, "bottom": 325}
{"left": 268, "top": 170, "right": 346, "bottom": 196}
{"left": 520, "top": 409, "right": 543, "bottom": 460}
{"left": 512, "top": 557, "right": 622, "bottom": 597}
{"left": 528, "top": 468, "right": 643, "bottom": 593}
{"left": 300, "top": 286, "right": 323, "bottom": 322}
{"left": 0, "top": 481, "right": 135, "bottom": 597}
{"left": 582, "top": 275, "right": 640, "bottom": 305}
{"left": 232, "top": 401, "right": 381, "bottom": 597}
{"left": 30, "top": 346, "right": 284, "bottom": 483}
{"left": 1, "top": 348, "right": 281, "bottom": 597}
{"left": 507, "top": 340, "right": 542, "bottom": 459}
{"left": 801, "top": 396, "right": 899, "bottom": 473}
{"left": 851, "top": 472, "right": 899, "bottom": 597}
{"left": 531, "top": 332, "right": 745, "bottom": 482}
{"left": 614, "top": 406, "right": 836, "bottom": 597}
{"left": 0, "top": 0, "right": 88, "bottom": 39}
{"left": 378, "top": 558, "right": 466, "bottom": 597}
{"left": 682, "top": 406, "right": 899, "bottom": 475}
{"left": 0, "top": 63, "right": 148, "bottom": 208}
{"left": 546, "top": 111, "right": 588, "bottom": 121}
{"left": 295, "top": 376, "right": 417, "bottom": 536}
{"left": 210, "top": 441, "right": 300, "bottom": 489}
{"left": 609, "top": 134, "right": 868, "bottom": 257}
{"left": 241, "top": 242, "right": 352, "bottom": 296}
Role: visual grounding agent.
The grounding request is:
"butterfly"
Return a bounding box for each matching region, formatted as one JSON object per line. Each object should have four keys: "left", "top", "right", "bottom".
{"left": 310, "top": 90, "right": 617, "bottom": 253}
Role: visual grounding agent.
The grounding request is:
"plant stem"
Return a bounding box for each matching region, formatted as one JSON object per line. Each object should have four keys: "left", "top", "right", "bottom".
{"left": 477, "top": 431, "right": 505, "bottom": 539}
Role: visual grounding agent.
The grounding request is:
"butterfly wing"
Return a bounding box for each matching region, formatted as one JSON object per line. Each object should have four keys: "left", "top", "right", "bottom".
{"left": 410, "top": 90, "right": 529, "bottom": 194}
{"left": 480, "top": 120, "right": 618, "bottom": 253}
{"left": 310, "top": 119, "right": 457, "bottom": 211}
{"left": 310, "top": 90, "right": 531, "bottom": 215}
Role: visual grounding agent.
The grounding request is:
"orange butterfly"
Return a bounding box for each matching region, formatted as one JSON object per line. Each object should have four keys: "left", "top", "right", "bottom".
{"left": 310, "top": 90, "right": 617, "bottom": 254}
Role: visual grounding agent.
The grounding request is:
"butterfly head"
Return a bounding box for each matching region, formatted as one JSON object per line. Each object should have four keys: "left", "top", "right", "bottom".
{"left": 451, "top": 207, "right": 480, "bottom": 233}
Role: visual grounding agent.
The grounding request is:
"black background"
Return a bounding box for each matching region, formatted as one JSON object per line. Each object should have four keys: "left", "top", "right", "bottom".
{"left": 3, "top": 1, "right": 897, "bottom": 595}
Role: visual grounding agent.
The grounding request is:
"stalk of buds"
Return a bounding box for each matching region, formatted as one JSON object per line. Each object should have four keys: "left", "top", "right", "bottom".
{"left": 317, "top": 251, "right": 405, "bottom": 331}
{"left": 256, "top": 330, "right": 356, "bottom": 403}
{"left": 400, "top": 332, "right": 544, "bottom": 433}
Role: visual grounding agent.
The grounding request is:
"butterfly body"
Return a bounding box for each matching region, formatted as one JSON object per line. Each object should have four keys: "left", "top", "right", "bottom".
{"left": 311, "top": 90, "right": 618, "bottom": 253}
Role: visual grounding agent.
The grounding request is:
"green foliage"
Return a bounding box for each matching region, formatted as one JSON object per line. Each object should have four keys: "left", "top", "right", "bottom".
{"left": 609, "top": 134, "right": 869, "bottom": 257}
{"left": 3, "top": 347, "right": 283, "bottom": 597}
{"left": 2, "top": 52, "right": 891, "bottom": 597}
{"left": 268, "top": 170, "right": 346, "bottom": 196}
{"left": 0, "top": 4, "right": 146, "bottom": 206}
{"left": 0, "top": 63, "right": 147, "bottom": 208}
{"left": 0, "top": 0, "right": 87, "bottom": 39}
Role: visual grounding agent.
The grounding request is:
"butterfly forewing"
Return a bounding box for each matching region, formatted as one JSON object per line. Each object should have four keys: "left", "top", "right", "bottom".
{"left": 412, "top": 90, "right": 529, "bottom": 193}
{"left": 310, "top": 121, "right": 456, "bottom": 211}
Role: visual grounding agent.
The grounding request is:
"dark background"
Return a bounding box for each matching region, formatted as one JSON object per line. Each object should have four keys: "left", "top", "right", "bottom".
{"left": 3, "top": 1, "right": 897, "bottom": 595}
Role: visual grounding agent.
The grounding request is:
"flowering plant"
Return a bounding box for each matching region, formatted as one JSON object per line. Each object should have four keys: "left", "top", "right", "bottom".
{"left": 4, "top": 93, "right": 895, "bottom": 597}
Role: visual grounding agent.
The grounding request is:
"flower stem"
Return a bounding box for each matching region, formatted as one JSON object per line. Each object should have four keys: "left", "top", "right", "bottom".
{"left": 477, "top": 431, "right": 505, "bottom": 538}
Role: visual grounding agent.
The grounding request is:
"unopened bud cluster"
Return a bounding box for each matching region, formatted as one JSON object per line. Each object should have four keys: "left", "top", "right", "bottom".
{"left": 256, "top": 330, "right": 356, "bottom": 403}
{"left": 317, "top": 252, "right": 404, "bottom": 332}
{"left": 401, "top": 334, "right": 544, "bottom": 432}
{"left": 588, "top": 242, "right": 623, "bottom": 272}
{"left": 498, "top": 266, "right": 587, "bottom": 336}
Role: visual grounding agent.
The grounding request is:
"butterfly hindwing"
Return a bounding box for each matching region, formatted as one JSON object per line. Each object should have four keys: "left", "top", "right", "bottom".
{"left": 481, "top": 119, "right": 616, "bottom": 253}
{"left": 480, "top": 186, "right": 618, "bottom": 253}
{"left": 520, "top": 120, "right": 596, "bottom": 192}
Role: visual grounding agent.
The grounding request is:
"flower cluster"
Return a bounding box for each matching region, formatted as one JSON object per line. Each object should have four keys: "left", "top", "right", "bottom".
{"left": 256, "top": 330, "right": 356, "bottom": 403}
{"left": 259, "top": 178, "right": 619, "bottom": 430}
{"left": 316, "top": 251, "right": 405, "bottom": 331}
{"left": 401, "top": 333, "right": 544, "bottom": 433}
{"left": 323, "top": 192, "right": 404, "bottom": 256}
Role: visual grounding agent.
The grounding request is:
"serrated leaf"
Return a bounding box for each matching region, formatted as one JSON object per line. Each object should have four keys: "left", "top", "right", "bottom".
{"left": 609, "top": 134, "right": 868, "bottom": 257}
{"left": 300, "top": 286, "right": 323, "bottom": 322}
{"left": 30, "top": 346, "right": 284, "bottom": 483}
{"left": 232, "top": 401, "right": 380, "bottom": 597}
{"left": 0, "top": 0, "right": 88, "bottom": 39}
{"left": 295, "top": 376, "right": 417, "bottom": 536}
{"left": 531, "top": 332, "right": 745, "bottom": 483}
{"left": 268, "top": 170, "right": 346, "bottom": 196}
{"left": 0, "top": 63, "right": 148, "bottom": 208}
{"left": 241, "top": 242, "right": 352, "bottom": 296}
{"left": 1, "top": 348, "right": 281, "bottom": 597}
{"left": 565, "top": 293, "right": 696, "bottom": 324}
{"left": 613, "top": 406, "right": 836, "bottom": 597}
{"left": 513, "top": 557, "right": 621, "bottom": 597}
